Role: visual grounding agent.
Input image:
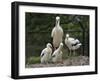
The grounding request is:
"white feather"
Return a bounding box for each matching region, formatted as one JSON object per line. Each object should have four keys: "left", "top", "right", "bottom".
{"left": 65, "top": 34, "right": 82, "bottom": 51}
{"left": 52, "top": 43, "right": 63, "bottom": 63}
{"left": 40, "top": 43, "right": 52, "bottom": 64}
{"left": 51, "top": 16, "right": 63, "bottom": 48}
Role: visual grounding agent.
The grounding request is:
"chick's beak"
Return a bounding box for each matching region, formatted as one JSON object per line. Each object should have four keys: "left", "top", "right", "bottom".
{"left": 50, "top": 45, "right": 52, "bottom": 48}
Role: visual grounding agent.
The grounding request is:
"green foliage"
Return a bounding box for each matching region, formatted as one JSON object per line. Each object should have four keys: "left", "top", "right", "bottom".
{"left": 26, "top": 56, "right": 40, "bottom": 64}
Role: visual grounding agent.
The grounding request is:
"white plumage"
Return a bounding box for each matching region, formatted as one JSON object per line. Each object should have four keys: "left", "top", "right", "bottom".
{"left": 65, "top": 34, "right": 82, "bottom": 55}
{"left": 52, "top": 43, "right": 63, "bottom": 63}
{"left": 51, "top": 16, "right": 63, "bottom": 50}
{"left": 40, "top": 43, "right": 52, "bottom": 64}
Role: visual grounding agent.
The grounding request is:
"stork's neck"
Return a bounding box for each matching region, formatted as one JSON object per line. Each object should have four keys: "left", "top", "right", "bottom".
{"left": 66, "top": 37, "right": 69, "bottom": 40}
{"left": 56, "top": 20, "right": 60, "bottom": 27}
{"left": 47, "top": 46, "right": 51, "bottom": 50}
{"left": 58, "top": 45, "right": 62, "bottom": 52}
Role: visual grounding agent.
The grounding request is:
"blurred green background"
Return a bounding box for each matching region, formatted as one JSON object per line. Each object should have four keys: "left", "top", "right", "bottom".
{"left": 25, "top": 13, "right": 89, "bottom": 65}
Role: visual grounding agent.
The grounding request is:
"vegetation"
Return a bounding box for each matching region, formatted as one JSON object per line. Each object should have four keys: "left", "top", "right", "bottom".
{"left": 25, "top": 13, "right": 89, "bottom": 65}
{"left": 26, "top": 56, "right": 40, "bottom": 64}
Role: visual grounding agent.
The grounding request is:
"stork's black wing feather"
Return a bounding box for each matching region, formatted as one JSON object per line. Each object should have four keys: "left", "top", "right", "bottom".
{"left": 72, "top": 42, "right": 79, "bottom": 46}
{"left": 41, "top": 53, "right": 44, "bottom": 57}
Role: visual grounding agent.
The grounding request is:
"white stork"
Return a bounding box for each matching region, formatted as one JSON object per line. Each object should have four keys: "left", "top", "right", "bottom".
{"left": 52, "top": 43, "right": 63, "bottom": 64}
{"left": 65, "top": 34, "right": 82, "bottom": 56}
{"left": 40, "top": 43, "right": 52, "bottom": 64}
{"left": 51, "top": 16, "right": 63, "bottom": 50}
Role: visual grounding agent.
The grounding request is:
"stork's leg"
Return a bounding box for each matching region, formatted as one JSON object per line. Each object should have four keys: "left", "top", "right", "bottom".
{"left": 73, "top": 50, "right": 76, "bottom": 56}
{"left": 60, "top": 58, "right": 63, "bottom": 64}
{"left": 70, "top": 50, "right": 71, "bottom": 56}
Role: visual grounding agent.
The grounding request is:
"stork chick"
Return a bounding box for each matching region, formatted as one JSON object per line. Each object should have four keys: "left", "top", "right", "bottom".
{"left": 52, "top": 43, "right": 63, "bottom": 64}
{"left": 40, "top": 43, "right": 52, "bottom": 64}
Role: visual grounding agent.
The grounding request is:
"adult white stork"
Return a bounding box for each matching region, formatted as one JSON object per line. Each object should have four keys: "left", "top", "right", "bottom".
{"left": 40, "top": 43, "right": 52, "bottom": 64}
{"left": 51, "top": 16, "right": 63, "bottom": 50}
{"left": 52, "top": 43, "right": 63, "bottom": 64}
{"left": 65, "top": 34, "right": 82, "bottom": 56}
